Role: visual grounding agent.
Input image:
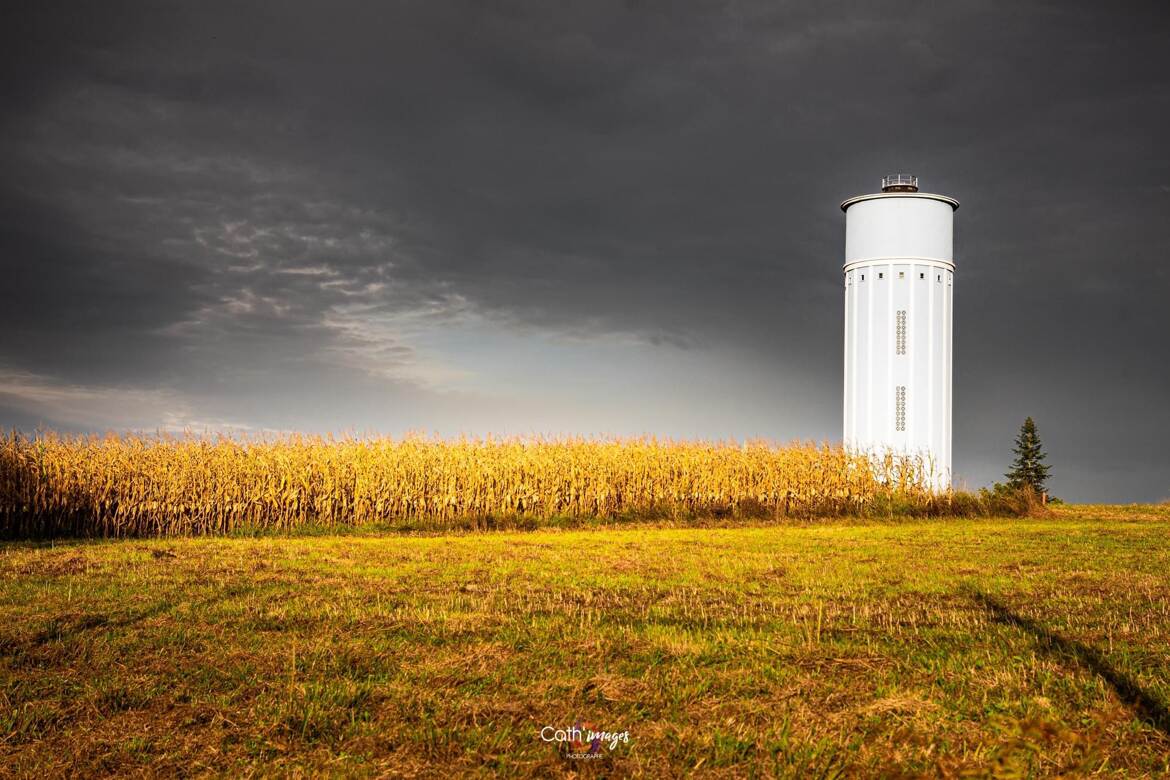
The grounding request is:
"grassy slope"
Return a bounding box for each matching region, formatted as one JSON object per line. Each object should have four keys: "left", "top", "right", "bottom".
{"left": 1, "top": 505, "right": 1168, "bottom": 777}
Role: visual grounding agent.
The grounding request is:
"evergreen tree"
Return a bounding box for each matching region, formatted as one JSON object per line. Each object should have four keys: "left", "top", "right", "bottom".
{"left": 1005, "top": 417, "right": 1051, "bottom": 494}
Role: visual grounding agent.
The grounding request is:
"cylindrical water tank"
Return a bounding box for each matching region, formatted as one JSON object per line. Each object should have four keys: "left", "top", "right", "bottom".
{"left": 841, "top": 175, "right": 958, "bottom": 489}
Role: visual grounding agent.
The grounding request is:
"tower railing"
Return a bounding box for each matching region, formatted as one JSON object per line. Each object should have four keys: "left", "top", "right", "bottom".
{"left": 881, "top": 174, "right": 918, "bottom": 191}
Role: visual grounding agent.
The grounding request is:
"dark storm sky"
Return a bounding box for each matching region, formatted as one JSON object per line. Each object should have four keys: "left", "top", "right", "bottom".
{"left": 2, "top": 1, "right": 1168, "bottom": 502}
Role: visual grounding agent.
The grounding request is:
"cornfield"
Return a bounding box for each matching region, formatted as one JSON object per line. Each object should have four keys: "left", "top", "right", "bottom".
{"left": 0, "top": 432, "right": 938, "bottom": 537}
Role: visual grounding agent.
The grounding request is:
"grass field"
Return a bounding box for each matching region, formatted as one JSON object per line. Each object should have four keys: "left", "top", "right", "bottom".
{"left": 2, "top": 504, "right": 1168, "bottom": 777}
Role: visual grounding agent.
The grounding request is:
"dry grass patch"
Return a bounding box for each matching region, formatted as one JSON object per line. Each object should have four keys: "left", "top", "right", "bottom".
{"left": 1, "top": 511, "right": 1168, "bottom": 776}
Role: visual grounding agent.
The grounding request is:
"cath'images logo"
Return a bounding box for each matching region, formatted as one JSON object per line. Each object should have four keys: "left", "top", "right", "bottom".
{"left": 540, "top": 721, "right": 630, "bottom": 760}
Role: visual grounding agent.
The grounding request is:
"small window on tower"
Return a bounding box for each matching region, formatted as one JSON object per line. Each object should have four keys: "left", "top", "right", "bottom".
{"left": 878, "top": 272, "right": 884, "bottom": 279}
{"left": 919, "top": 273, "right": 925, "bottom": 279}
{"left": 937, "top": 274, "right": 941, "bottom": 282}
{"left": 898, "top": 271, "right": 904, "bottom": 279}
{"left": 860, "top": 274, "right": 865, "bottom": 281}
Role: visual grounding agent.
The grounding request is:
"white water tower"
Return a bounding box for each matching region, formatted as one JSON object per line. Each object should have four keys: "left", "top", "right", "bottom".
{"left": 841, "top": 174, "right": 958, "bottom": 489}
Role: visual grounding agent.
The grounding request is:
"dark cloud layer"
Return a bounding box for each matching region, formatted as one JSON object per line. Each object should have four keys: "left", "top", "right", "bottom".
{"left": 2, "top": 0, "right": 1168, "bottom": 501}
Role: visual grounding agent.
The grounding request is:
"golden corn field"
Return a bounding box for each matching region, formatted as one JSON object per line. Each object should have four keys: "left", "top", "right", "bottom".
{"left": 0, "top": 432, "right": 939, "bottom": 537}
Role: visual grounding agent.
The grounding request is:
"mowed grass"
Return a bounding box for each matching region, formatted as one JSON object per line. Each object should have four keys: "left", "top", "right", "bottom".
{"left": 1, "top": 505, "right": 1168, "bottom": 777}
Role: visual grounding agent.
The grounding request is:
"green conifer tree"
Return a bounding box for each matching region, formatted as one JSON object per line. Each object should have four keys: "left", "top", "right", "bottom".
{"left": 1005, "top": 417, "right": 1051, "bottom": 494}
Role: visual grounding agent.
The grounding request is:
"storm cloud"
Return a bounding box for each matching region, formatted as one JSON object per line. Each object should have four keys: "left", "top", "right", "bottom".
{"left": 2, "top": 0, "right": 1168, "bottom": 501}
